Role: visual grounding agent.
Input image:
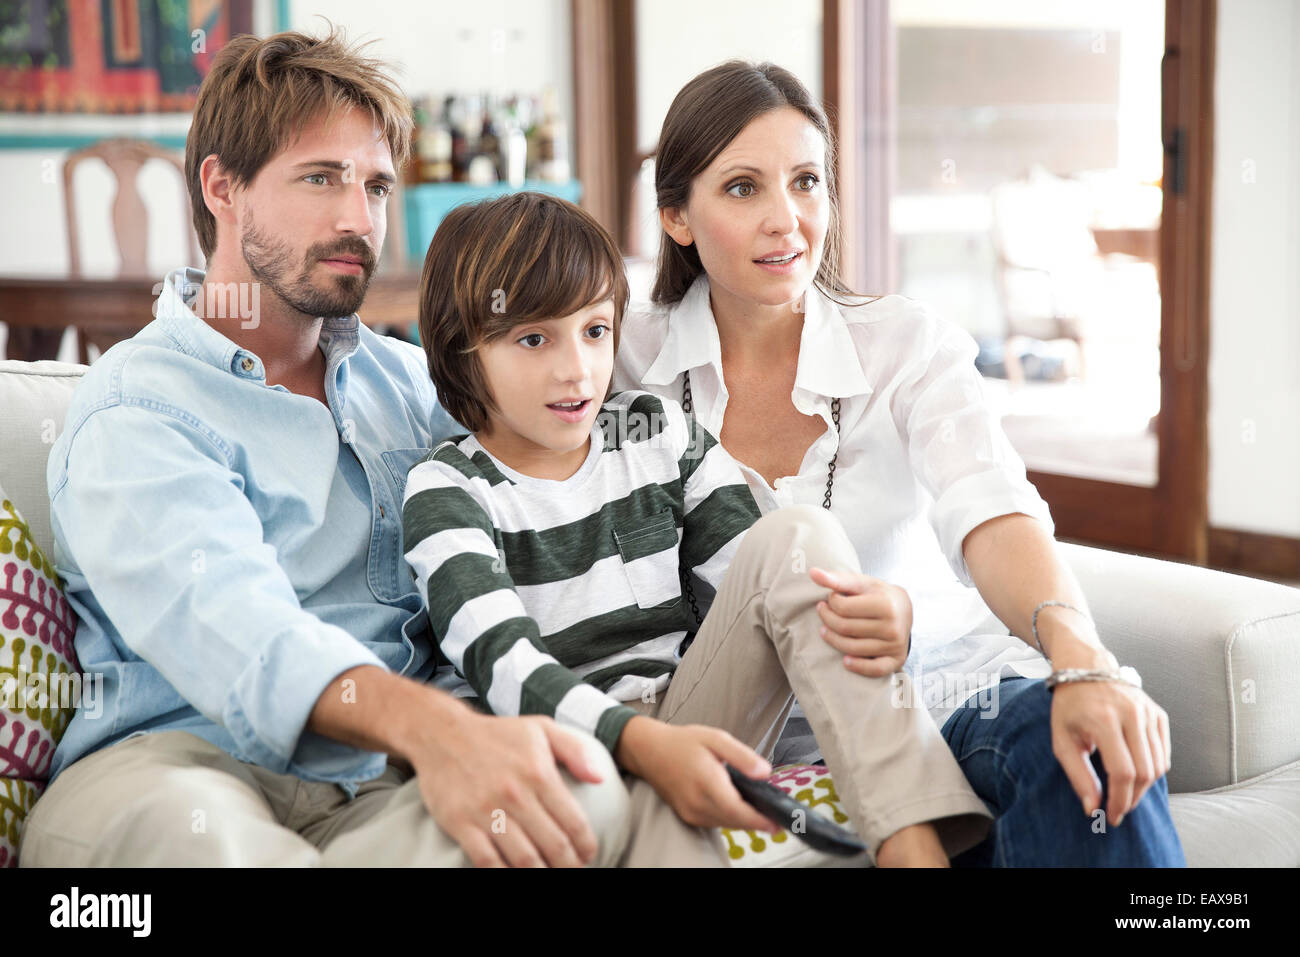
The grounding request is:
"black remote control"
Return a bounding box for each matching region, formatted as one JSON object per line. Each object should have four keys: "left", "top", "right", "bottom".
{"left": 725, "top": 764, "right": 867, "bottom": 857}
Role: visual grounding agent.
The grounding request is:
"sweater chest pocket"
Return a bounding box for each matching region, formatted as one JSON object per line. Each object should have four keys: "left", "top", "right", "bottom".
{"left": 611, "top": 509, "right": 682, "bottom": 610}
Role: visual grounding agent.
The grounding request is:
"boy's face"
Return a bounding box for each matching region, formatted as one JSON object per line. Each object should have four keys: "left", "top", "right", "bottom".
{"left": 231, "top": 105, "right": 396, "bottom": 319}
{"left": 476, "top": 299, "right": 616, "bottom": 470}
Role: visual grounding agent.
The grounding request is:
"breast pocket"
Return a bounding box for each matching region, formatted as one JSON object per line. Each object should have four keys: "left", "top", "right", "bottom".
{"left": 612, "top": 508, "right": 683, "bottom": 610}
{"left": 381, "top": 447, "right": 431, "bottom": 504}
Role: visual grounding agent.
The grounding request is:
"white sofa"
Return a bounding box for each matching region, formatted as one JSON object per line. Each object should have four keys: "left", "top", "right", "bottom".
{"left": 3, "top": 357, "right": 1299, "bottom": 866}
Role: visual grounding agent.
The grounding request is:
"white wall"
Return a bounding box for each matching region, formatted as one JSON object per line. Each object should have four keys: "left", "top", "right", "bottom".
{"left": 635, "top": 0, "right": 823, "bottom": 152}
{"left": 1208, "top": 0, "right": 1300, "bottom": 537}
{"left": 290, "top": 0, "right": 570, "bottom": 105}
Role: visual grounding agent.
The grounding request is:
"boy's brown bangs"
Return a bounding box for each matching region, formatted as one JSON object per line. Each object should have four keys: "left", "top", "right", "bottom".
{"left": 479, "top": 201, "right": 626, "bottom": 339}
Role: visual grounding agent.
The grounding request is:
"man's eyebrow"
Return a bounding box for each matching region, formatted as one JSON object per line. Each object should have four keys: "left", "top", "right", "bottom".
{"left": 291, "top": 159, "right": 396, "bottom": 183}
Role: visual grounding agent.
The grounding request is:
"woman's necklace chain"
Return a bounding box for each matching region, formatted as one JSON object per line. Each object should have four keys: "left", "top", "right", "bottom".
{"left": 677, "top": 369, "right": 841, "bottom": 629}
{"left": 681, "top": 369, "right": 840, "bottom": 508}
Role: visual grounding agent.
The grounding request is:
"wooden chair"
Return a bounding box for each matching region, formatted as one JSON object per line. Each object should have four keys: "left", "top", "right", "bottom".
{"left": 63, "top": 138, "right": 200, "bottom": 363}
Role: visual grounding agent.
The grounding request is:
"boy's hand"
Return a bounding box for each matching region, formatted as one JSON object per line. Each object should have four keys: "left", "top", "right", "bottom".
{"left": 406, "top": 708, "right": 607, "bottom": 868}
{"left": 615, "top": 716, "right": 780, "bottom": 833}
{"left": 808, "top": 567, "right": 912, "bottom": 677}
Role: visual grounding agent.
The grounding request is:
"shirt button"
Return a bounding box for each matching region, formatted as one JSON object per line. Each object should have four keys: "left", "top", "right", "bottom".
{"left": 240, "top": 357, "right": 255, "bottom": 372}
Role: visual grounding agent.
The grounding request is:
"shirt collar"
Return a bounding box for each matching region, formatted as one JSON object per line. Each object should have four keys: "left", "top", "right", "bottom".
{"left": 154, "top": 266, "right": 361, "bottom": 380}
{"left": 641, "top": 273, "right": 873, "bottom": 401}
{"left": 641, "top": 273, "right": 721, "bottom": 386}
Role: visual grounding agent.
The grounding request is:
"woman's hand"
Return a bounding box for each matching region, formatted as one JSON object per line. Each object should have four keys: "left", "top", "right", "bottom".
{"left": 1045, "top": 636, "right": 1173, "bottom": 827}
{"left": 614, "top": 716, "right": 780, "bottom": 833}
{"left": 808, "top": 568, "right": 913, "bottom": 677}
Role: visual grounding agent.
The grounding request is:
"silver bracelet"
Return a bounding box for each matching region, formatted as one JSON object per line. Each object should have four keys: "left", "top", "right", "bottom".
{"left": 1031, "top": 600, "right": 1092, "bottom": 660}
{"left": 1046, "top": 666, "right": 1143, "bottom": 692}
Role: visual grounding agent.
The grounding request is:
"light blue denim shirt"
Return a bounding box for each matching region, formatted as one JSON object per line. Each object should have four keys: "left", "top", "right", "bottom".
{"left": 46, "top": 267, "right": 461, "bottom": 798}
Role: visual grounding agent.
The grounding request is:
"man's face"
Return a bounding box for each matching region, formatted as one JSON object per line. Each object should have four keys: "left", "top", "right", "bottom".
{"left": 234, "top": 105, "right": 396, "bottom": 320}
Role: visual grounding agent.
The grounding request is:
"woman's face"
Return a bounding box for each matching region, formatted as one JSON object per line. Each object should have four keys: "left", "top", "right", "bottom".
{"left": 663, "top": 106, "right": 830, "bottom": 311}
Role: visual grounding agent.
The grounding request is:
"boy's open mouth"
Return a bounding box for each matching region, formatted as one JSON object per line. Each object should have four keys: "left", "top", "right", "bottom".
{"left": 546, "top": 398, "right": 591, "bottom": 422}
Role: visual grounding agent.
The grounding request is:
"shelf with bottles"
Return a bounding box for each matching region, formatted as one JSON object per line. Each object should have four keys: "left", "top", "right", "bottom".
{"left": 407, "top": 88, "right": 570, "bottom": 187}
{"left": 403, "top": 179, "right": 583, "bottom": 261}
{"left": 402, "top": 88, "right": 580, "bottom": 260}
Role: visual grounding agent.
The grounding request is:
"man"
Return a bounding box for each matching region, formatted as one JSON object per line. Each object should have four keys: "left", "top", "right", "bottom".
{"left": 19, "top": 27, "right": 629, "bottom": 868}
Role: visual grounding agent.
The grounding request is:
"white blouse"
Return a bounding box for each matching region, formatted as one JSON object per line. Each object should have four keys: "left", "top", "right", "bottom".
{"left": 612, "top": 274, "right": 1054, "bottom": 730}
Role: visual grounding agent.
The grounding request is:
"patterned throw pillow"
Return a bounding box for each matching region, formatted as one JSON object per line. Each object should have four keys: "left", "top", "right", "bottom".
{"left": 720, "top": 764, "right": 865, "bottom": 868}
{"left": 0, "top": 778, "right": 44, "bottom": 868}
{"left": 0, "top": 493, "right": 80, "bottom": 867}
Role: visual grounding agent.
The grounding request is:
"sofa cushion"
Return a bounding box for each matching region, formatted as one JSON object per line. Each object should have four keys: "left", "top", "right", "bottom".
{"left": 0, "top": 360, "right": 87, "bottom": 561}
{"left": 0, "top": 485, "right": 80, "bottom": 866}
{"left": 720, "top": 764, "right": 864, "bottom": 867}
{"left": 0, "top": 777, "right": 44, "bottom": 868}
{"left": 1167, "top": 757, "right": 1300, "bottom": 867}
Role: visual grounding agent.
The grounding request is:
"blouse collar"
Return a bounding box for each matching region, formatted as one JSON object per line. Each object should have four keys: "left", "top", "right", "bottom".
{"left": 641, "top": 274, "right": 874, "bottom": 403}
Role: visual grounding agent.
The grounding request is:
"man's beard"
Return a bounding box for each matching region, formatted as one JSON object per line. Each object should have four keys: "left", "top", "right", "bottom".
{"left": 240, "top": 217, "right": 376, "bottom": 320}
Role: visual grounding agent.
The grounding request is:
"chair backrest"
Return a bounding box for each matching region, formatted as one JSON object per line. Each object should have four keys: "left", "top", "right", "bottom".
{"left": 62, "top": 138, "right": 199, "bottom": 278}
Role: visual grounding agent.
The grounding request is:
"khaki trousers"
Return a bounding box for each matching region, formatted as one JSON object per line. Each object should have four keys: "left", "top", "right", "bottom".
{"left": 617, "top": 504, "right": 993, "bottom": 867}
{"left": 19, "top": 726, "right": 630, "bottom": 867}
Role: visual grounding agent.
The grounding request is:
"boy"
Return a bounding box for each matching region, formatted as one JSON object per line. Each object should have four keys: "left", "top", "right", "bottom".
{"left": 404, "top": 192, "right": 993, "bottom": 866}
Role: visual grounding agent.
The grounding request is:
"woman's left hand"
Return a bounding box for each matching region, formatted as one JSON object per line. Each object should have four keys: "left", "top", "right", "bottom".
{"left": 808, "top": 568, "right": 913, "bottom": 677}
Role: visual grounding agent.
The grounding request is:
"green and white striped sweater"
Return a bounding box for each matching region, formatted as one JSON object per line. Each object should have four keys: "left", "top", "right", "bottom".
{"left": 400, "top": 390, "right": 763, "bottom": 754}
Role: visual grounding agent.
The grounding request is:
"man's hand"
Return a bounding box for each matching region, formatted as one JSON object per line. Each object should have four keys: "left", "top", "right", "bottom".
{"left": 615, "top": 716, "right": 778, "bottom": 833}
{"left": 403, "top": 707, "right": 608, "bottom": 868}
{"left": 808, "top": 567, "right": 912, "bottom": 676}
{"left": 1049, "top": 673, "right": 1172, "bottom": 827}
{"left": 309, "top": 668, "right": 609, "bottom": 867}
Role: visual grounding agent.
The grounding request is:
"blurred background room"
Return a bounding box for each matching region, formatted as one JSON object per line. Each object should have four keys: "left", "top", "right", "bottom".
{"left": 0, "top": 0, "right": 1295, "bottom": 587}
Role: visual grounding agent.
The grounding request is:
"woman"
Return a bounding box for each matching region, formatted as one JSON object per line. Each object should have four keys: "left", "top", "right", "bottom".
{"left": 613, "top": 60, "right": 1186, "bottom": 866}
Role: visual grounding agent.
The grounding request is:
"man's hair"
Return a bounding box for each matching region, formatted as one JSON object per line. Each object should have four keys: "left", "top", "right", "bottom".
{"left": 185, "top": 26, "right": 413, "bottom": 260}
{"left": 419, "top": 192, "right": 629, "bottom": 434}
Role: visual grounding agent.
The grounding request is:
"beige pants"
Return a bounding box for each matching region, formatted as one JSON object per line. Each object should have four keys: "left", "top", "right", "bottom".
{"left": 617, "top": 504, "right": 993, "bottom": 866}
{"left": 19, "top": 726, "right": 630, "bottom": 867}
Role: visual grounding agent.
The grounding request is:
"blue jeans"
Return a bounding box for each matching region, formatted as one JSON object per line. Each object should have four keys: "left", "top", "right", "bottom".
{"left": 939, "top": 677, "right": 1187, "bottom": 866}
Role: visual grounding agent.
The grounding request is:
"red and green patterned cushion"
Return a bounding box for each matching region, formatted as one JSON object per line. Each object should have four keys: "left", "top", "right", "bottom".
{"left": 1, "top": 493, "right": 80, "bottom": 867}
{"left": 0, "top": 778, "right": 44, "bottom": 868}
{"left": 719, "top": 764, "right": 864, "bottom": 868}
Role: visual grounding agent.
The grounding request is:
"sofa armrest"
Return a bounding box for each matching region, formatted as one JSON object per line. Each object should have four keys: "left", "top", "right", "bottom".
{"left": 1060, "top": 541, "right": 1300, "bottom": 794}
